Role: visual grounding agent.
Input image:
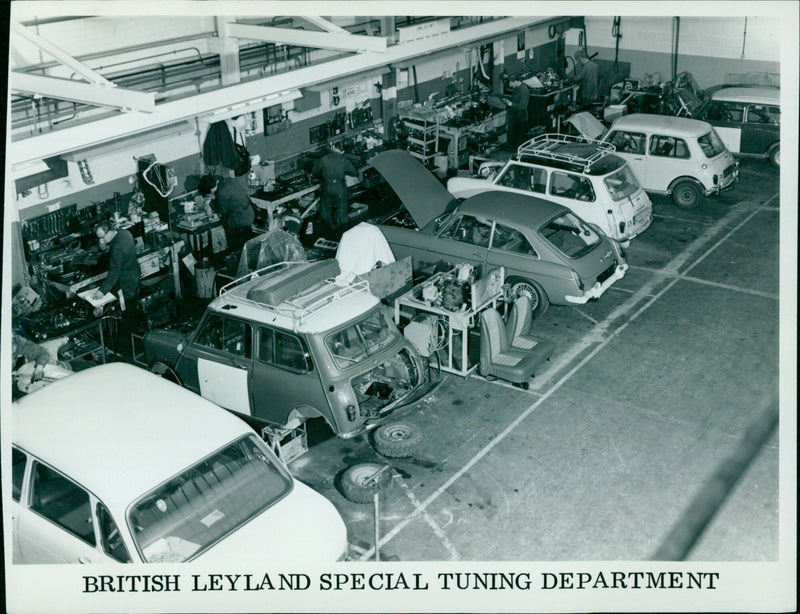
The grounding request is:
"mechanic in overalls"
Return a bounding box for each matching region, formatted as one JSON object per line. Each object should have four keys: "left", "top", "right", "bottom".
{"left": 318, "top": 141, "right": 358, "bottom": 232}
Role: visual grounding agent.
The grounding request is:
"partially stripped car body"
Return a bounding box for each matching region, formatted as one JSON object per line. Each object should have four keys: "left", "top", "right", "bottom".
{"left": 144, "top": 260, "right": 435, "bottom": 438}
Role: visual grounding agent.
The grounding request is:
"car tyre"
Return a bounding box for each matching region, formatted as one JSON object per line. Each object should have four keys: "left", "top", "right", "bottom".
{"left": 768, "top": 143, "right": 780, "bottom": 168}
{"left": 148, "top": 360, "right": 182, "bottom": 385}
{"left": 339, "top": 463, "right": 393, "bottom": 504}
{"left": 372, "top": 422, "right": 423, "bottom": 458}
{"left": 671, "top": 180, "right": 703, "bottom": 209}
{"left": 508, "top": 278, "right": 549, "bottom": 318}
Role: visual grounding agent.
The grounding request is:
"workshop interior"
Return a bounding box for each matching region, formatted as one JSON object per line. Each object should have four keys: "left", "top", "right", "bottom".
{"left": 3, "top": 6, "right": 790, "bottom": 584}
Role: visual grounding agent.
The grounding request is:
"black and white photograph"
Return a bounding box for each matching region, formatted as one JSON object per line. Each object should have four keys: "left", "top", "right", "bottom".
{"left": 2, "top": 2, "right": 796, "bottom": 612}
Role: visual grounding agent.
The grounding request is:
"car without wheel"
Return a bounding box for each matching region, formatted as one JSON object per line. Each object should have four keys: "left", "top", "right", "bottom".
{"left": 10, "top": 363, "right": 349, "bottom": 564}
{"left": 144, "top": 259, "right": 436, "bottom": 438}
{"left": 372, "top": 150, "right": 628, "bottom": 318}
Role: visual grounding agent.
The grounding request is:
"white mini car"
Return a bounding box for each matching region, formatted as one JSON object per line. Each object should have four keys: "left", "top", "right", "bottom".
{"left": 447, "top": 134, "right": 652, "bottom": 244}
{"left": 10, "top": 363, "right": 349, "bottom": 564}
{"left": 602, "top": 114, "right": 739, "bottom": 209}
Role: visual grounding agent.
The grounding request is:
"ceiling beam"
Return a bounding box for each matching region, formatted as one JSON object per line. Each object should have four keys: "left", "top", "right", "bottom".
{"left": 226, "top": 23, "right": 387, "bottom": 53}
{"left": 11, "top": 21, "right": 115, "bottom": 87}
{"left": 9, "top": 16, "right": 550, "bottom": 165}
{"left": 11, "top": 72, "right": 157, "bottom": 113}
{"left": 301, "top": 17, "right": 350, "bottom": 35}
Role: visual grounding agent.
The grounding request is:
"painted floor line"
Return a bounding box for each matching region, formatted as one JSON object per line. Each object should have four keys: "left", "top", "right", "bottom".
{"left": 628, "top": 267, "right": 779, "bottom": 300}
{"left": 394, "top": 473, "right": 461, "bottom": 560}
{"left": 357, "top": 191, "right": 778, "bottom": 560}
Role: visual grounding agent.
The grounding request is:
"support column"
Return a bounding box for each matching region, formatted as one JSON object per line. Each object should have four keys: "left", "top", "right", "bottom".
{"left": 216, "top": 17, "right": 242, "bottom": 86}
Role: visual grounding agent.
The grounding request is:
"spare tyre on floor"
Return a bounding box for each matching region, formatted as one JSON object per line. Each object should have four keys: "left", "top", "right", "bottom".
{"left": 371, "top": 422, "right": 423, "bottom": 458}
{"left": 339, "top": 463, "right": 393, "bottom": 504}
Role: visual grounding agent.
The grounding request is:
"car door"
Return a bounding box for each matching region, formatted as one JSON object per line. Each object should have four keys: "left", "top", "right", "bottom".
{"left": 742, "top": 104, "right": 779, "bottom": 154}
{"left": 176, "top": 313, "right": 253, "bottom": 415}
{"left": 251, "top": 326, "right": 328, "bottom": 426}
{"left": 644, "top": 134, "right": 693, "bottom": 192}
{"left": 15, "top": 459, "right": 105, "bottom": 564}
{"left": 493, "top": 162, "right": 548, "bottom": 197}
{"left": 702, "top": 101, "right": 744, "bottom": 153}
{"left": 605, "top": 129, "right": 647, "bottom": 185}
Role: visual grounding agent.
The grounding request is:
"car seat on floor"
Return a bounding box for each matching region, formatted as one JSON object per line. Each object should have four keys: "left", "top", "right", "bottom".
{"left": 505, "top": 296, "right": 556, "bottom": 358}
{"left": 479, "top": 307, "right": 549, "bottom": 388}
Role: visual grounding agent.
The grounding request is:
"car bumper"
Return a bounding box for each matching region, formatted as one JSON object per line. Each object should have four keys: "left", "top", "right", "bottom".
{"left": 565, "top": 263, "right": 629, "bottom": 304}
{"left": 708, "top": 162, "right": 740, "bottom": 195}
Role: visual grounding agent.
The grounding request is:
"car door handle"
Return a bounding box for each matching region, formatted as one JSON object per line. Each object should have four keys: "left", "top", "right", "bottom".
{"left": 631, "top": 156, "right": 643, "bottom": 161}
{"left": 78, "top": 556, "right": 92, "bottom": 564}
{"left": 230, "top": 359, "right": 248, "bottom": 370}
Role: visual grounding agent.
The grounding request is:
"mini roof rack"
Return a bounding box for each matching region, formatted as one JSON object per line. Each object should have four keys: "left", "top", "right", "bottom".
{"left": 219, "top": 261, "right": 372, "bottom": 328}
{"left": 516, "top": 134, "right": 617, "bottom": 173}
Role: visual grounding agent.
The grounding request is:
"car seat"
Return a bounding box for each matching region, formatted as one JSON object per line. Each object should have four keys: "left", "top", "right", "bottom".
{"left": 479, "top": 307, "right": 549, "bottom": 388}
{"left": 505, "top": 296, "right": 557, "bottom": 361}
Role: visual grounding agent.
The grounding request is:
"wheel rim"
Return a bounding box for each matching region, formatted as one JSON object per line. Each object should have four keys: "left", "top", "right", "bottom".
{"left": 512, "top": 282, "right": 539, "bottom": 310}
{"left": 774, "top": 149, "right": 780, "bottom": 166}
{"left": 676, "top": 186, "right": 697, "bottom": 206}
{"left": 381, "top": 424, "right": 414, "bottom": 441}
{"left": 349, "top": 464, "right": 384, "bottom": 486}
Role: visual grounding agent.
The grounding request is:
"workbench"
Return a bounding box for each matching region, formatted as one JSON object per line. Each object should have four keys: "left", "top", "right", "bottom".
{"left": 528, "top": 84, "right": 580, "bottom": 126}
{"left": 394, "top": 267, "right": 505, "bottom": 377}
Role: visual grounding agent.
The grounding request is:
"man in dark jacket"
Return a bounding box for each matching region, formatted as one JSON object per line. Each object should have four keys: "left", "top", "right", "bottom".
{"left": 505, "top": 75, "right": 530, "bottom": 151}
{"left": 198, "top": 174, "right": 255, "bottom": 251}
{"left": 570, "top": 49, "right": 600, "bottom": 106}
{"left": 93, "top": 221, "right": 141, "bottom": 359}
{"left": 318, "top": 141, "right": 358, "bottom": 231}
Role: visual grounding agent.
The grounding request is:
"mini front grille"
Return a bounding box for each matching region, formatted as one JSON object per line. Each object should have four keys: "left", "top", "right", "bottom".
{"left": 722, "top": 165, "right": 735, "bottom": 179}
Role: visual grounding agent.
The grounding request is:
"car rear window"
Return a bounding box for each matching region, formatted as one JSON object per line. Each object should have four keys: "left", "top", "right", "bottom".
{"left": 129, "top": 434, "right": 292, "bottom": 562}
{"left": 540, "top": 212, "right": 601, "bottom": 259}
{"left": 604, "top": 165, "right": 641, "bottom": 201}
{"left": 698, "top": 130, "right": 726, "bottom": 158}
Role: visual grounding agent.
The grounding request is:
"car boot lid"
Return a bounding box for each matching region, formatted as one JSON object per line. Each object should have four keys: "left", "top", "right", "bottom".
{"left": 370, "top": 150, "right": 458, "bottom": 228}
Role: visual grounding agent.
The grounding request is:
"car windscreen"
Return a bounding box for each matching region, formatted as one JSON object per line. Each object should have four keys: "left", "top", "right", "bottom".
{"left": 325, "top": 308, "right": 401, "bottom": 370}
{"left": 540, "top": 212, "right": 601, "bottom": 259}
{"left": 129, "top": 434, "right": 292, "bottom": 562}
{"left": 698, "top": 130, "right": 726, "bottom": 158}
{"left": 603, "top": 165, "right": 641, "bottom": 201}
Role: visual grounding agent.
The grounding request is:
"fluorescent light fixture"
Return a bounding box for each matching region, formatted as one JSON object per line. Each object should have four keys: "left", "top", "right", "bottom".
{"left": 210, "top": 89, "right": 303, "bottom": 119}
{"left": 11, "top": 159, "right": 50, "bottom": 179}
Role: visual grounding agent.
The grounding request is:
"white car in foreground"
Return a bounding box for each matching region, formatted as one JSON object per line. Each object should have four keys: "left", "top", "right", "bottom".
{"left": 11, "top": 363, "right": 348, "bottom": 564}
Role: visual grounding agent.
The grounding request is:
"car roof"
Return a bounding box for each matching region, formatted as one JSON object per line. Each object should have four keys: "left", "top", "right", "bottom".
{"left": 460, "top": 191, "right": 567, "bottom": 228}
{"left": 212, "top": 260, "right": 380, "bottom": 333}
{"left": 13, "top": 364, "right": 256, "bottom": 510}
{"left": 610, "top": 113, "right": 713, "bottom": 138}
{"left": 710, "top": 87, "right": 780, "bottom": 105}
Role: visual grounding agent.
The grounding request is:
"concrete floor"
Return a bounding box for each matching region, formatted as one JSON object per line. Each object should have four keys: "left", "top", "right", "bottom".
{"left": 289, "top": 158, "right": 781, "bottom": 562}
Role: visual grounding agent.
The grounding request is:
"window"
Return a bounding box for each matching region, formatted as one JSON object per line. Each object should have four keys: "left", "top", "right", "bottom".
{"left": 496, "top": 164, "right": 547, "bottom": 194}
{"left": 698, "top": 130, "right": 726, "bottom": 158}
{"left": 746, "top": 104, "right": 779, "bottom": 124}
{"left": 97, "top": 502, "right": 132, "bottom": 563}
{"left": 259, "top": 328, "right": 311, "bottom": 372}
{"left": 490, "top": 223, "right": 538, "bottom": 257}
{"left": 195, "top": 315, "right": 251, "bottom": 357}
{"left": 129, "top": 435, "right": 292, "bottom": 563}
{"left": 438, "top": 214, "right": 493, "bottom": 247}
{"left": 540, "top": 212, "right": 601, "bottom": 259}
{"left": 604, "top": 165, "right": 641, "bottom": 201}
{"left": 549, "top": 171, "right": 596, "bottom": 202}
{"left": 12, "top": 447, "right": 27, "bottom": 502}
{"left": 708, "top": 101, "right": 745, "bottom": 123}
{"left": 325, "top": 309, "right": 401, "bottom": 370}
{"left": 31, "top": 462, "right": 96, "bottom": 546}
{"left": 608, "top": 130, "right": 646, "bottom": 154}
{"left": 648, "top": 135, "right": 690, "bottom": 159}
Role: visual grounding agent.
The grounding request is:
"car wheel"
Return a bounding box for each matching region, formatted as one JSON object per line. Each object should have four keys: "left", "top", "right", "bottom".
{"left": 671, "top": 180, "right": 703, "bottom": 209}
{"left": 768, "top": 144, "right": 780, "bottom": 168}
{"left": 338, "top": 463, "right": 393, "bottom": 504}
{"left": 508, "top": 278, "right": 549, "bottom": 318}
{"left": 372, "top": 422, "right": 423, "bottom": 458}
{"left": 148, "top": 360, "right": 182, "bottom": 385}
